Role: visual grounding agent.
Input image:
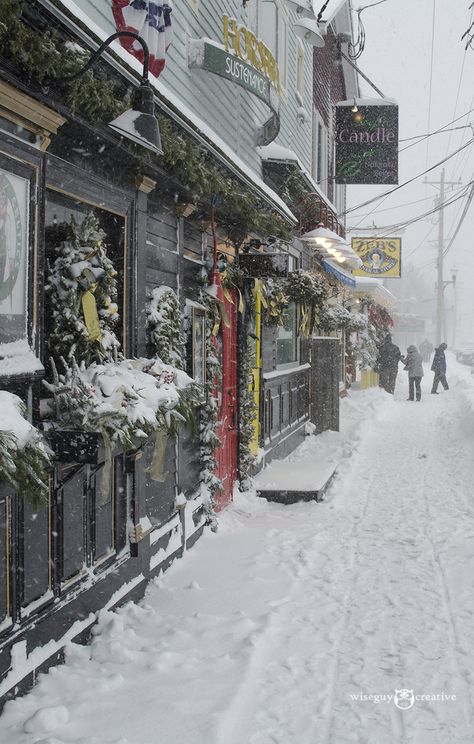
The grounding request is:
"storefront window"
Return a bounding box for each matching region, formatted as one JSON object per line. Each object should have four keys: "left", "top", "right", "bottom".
{"left": 192, "top": 310, "right": 206, "bottom": 385}
{"left": 276, "top": 302, "right": 298, "bottom": 365}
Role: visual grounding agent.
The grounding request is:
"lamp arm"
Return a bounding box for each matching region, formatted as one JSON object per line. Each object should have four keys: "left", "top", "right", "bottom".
{"left": 56, "top": 31, "right": 150, "bottom": 83}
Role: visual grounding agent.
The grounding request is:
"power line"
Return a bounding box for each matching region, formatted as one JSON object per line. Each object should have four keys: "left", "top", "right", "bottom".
{"left": 425, "top": 0, "right": 437, "bottom": 169}
{"left": 348, "top": 180, "right": 469, "bottom": 220}
{"left": 350, "top": 186, "right": 472, "bottom": 237}
{"left": 443, "top": 182, "right": 474, "bottom": 257}
{"left": 340, "top": 137, "right": 474, "bottom": 218}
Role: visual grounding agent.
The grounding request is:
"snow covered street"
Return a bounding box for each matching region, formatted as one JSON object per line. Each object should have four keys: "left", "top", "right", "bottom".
{"left": 2, "top": 358, "right": 474, "bottom": 744}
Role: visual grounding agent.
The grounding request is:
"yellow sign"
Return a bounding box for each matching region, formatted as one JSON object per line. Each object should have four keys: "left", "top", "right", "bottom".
{"left": 223, "top": 16, "right": 281, "bottom": 95}
{"left": 352, "top": 237, "right": 401, "bottom": 278}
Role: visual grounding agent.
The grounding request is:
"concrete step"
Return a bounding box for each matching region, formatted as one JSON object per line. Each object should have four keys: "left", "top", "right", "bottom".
{"left": 253, "top": 460, "right": 337, "bottom": 504}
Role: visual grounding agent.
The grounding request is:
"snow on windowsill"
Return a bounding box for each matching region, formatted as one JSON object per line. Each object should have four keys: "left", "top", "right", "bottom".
{"left": 0, "top": 340, "right": 44, "bottom": 377}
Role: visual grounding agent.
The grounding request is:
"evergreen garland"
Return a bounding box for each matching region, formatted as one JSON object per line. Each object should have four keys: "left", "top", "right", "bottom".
{"left": 44, "top": 356, "right": 199, "bottom": 450}
{"left": 146, "top": 286, "right": 186, "bottom": 369}
{"left": 285, "top": 270, "right": 327, "bottom": 307}
{"left": 197, "top": 291, "right": 222, "bottom": 530}
{"left": 45, "top": 212, "right": 121, "bottom": 368}
{"left": 0, "top": 393, "right": 52, "bottom": 505}
{"left": 319, "top": 303, "right": 367, "bottom": 333}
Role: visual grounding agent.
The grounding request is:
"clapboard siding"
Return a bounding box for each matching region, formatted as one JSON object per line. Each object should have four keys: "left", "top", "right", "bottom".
{"left": 52, "top": 0, "right": 316, "bottom": 175}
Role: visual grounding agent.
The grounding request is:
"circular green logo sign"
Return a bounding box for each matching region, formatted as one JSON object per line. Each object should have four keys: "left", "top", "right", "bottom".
{"left": 0, "top": 172, "right": 23, "bottom": 304}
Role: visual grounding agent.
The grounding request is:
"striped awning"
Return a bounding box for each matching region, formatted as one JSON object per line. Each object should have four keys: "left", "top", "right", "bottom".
{"left": 321, "top": 258, "right": 356, "bottom": 288}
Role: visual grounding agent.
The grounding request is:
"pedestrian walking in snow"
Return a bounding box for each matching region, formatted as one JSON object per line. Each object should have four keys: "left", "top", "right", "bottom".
{"left": 376, "top": 333, "right": 402, "bottom": 394}
{"left": 431, "top": 342, "right": 449, "bottom": 394}
{"left": 402, "top": 345, "right": 424, "bottom": 401}
{"left": 419, "top": 338, "right": 433, "bottom": 363}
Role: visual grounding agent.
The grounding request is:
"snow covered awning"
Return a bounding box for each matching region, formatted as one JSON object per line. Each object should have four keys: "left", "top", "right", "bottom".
{"left": 321, "top": 258, "right": 355, "bottom": 288}
{"left": 354, "top": 277, "right": 396, "bottom": 310}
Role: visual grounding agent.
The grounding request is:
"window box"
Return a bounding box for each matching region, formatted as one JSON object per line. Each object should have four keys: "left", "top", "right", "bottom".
{"left": 46, "top": 429, "right": 123, "bottom": 464}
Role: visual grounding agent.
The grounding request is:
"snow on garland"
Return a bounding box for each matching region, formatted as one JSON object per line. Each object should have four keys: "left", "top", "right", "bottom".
{"left": 263, "top": 270, "right": 327, "bottom": 335}
{"left": 0, "top": 392, "right": 52, "bottom": 504}
{"left": 44, "top": 357, "right": 198, "bottom": 451}
{"left": 146, "top": 286, "right": 186, "bottom": 369}
{"left": 45, "top": 211, "right": 121, "bottom": 368}
{"left": 197, "top": 291, "right": 222, "bottom": 529}
{"left": 319, "top": 303, "right": 367, "bottom": 333}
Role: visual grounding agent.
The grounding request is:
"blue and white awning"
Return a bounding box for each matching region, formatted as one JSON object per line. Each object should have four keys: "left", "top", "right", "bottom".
{"left": 321, "top": 258, "right": 356, "bottom": 288}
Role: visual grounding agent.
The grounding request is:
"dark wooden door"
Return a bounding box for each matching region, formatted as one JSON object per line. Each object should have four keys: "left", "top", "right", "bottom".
{"left": 311, "top": 337, "right": 341, "bottom": 432}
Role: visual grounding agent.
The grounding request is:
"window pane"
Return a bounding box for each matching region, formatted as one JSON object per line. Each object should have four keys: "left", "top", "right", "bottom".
{"left": 193, "top": 313, "right": 205, "bottom": 385}
{"left": 61, "top": 468, "right": 85, "bottom": 582}
{"left": 23, "top": 498, "right": 50, "bottom": 606}
{"left": 276, "top": 302, "right": 298, "bottom": 365}
{"left": 0, "top": 496, "right": 9, "bottom": 624}
{"left": 94, "top": 464, "right": 114, "bottom": 563}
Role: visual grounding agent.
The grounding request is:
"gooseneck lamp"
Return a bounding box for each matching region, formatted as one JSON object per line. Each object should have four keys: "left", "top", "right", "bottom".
{"left": 57, "top": 31, "right": 163, "bottom": 155}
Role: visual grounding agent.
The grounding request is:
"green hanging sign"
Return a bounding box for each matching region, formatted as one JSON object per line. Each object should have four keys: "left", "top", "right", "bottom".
{"left": 335, "top": 101, "right": 398, "bottom": 185}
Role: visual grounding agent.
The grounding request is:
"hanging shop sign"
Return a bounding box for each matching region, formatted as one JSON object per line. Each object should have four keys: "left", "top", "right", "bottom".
{"left": 238, "top": 253, "right": 289, "bottom": 278}
{"left": 351, "top": 237, "right": 401, "bottom": 278}
{"left": 392, "top": 313, "right": 425, "bottom": 333}
{"left": 112, "top": 0, "right": 173, "bottom": 78}
{"left": 188, "top": 17, "right": 281, "bottom": 145}
{"left": 0, "top": 167, "right": 29, "bottom": 345}
{"left": 335, "top": 101, "right": 398, "bottom": 184}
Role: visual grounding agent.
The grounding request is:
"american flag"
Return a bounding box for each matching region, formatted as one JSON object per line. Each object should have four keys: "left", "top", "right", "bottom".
{"left": 112, "top": 1, "right": 173, "bottom": 78}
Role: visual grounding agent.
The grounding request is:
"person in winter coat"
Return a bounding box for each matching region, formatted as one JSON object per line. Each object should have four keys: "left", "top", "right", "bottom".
{"left": 431, "top": 342, "right": 449, "bottom": 394}
{"left": 376, "top": 333, "right": 402, "bottom": 394}
{"left": 419, "top": 338, "right": 433, "bottom": 363}
{"left": 403, "top": 345, "right": 424, "bottom": 401}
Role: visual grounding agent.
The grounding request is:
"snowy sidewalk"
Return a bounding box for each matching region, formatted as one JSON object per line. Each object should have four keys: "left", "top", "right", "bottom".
{"left": 1, "top": 360, "right": 474, "bottom": 743}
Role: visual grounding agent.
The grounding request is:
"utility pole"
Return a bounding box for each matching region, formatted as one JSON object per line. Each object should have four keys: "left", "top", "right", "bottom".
{"left": 436, "top": 168, "right": 445, "bottom": 346}
{"left": 424, "top": 169, "right": 460, "bottom": 345}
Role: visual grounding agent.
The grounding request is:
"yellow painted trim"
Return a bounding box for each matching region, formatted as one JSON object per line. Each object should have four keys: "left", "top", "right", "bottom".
{"left": 0, "top": 79, "right": 66, "bottom": 134}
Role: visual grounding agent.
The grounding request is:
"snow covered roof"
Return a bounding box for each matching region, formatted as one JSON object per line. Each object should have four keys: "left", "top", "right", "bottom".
{"left": 336, "top": 97, "right": 398, "bottom": 107}
{"left": 257, "top": 144, "right": 341, "bottom": 221}
{"left": 354, "top": 277, "right": 397, "bottom": 309}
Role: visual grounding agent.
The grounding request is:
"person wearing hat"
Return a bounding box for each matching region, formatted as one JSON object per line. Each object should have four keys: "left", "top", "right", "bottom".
{"left": 376, "top": 333, "right": 402, "bottom": 394}
{"left": 431, "top": 342, "right": 449, "bottom": 394}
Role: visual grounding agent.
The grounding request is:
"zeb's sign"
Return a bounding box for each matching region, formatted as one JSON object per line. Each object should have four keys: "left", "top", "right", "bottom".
{"left": 352, "top": 237, "right": 401, "bottom": 278}
{"left": 335, "top": 103, "right": 398, "bottom": 184}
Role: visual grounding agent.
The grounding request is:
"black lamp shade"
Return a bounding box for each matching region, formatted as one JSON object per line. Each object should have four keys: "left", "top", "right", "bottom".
{"left": 109, "top": 82, "right": 163, "bottom": 155}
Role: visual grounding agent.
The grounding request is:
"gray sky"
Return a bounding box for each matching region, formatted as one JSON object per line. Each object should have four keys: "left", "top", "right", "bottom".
{"left": 344, "top": 0, "right": 474, "bottom": 344}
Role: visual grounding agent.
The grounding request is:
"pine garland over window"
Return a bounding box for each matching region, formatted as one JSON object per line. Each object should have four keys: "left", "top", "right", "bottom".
{"left": 146, "top": 286, "right": 186, "bottom": 369}
{"left": 45, "top": 211, "right": 121, "bottom": 368}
